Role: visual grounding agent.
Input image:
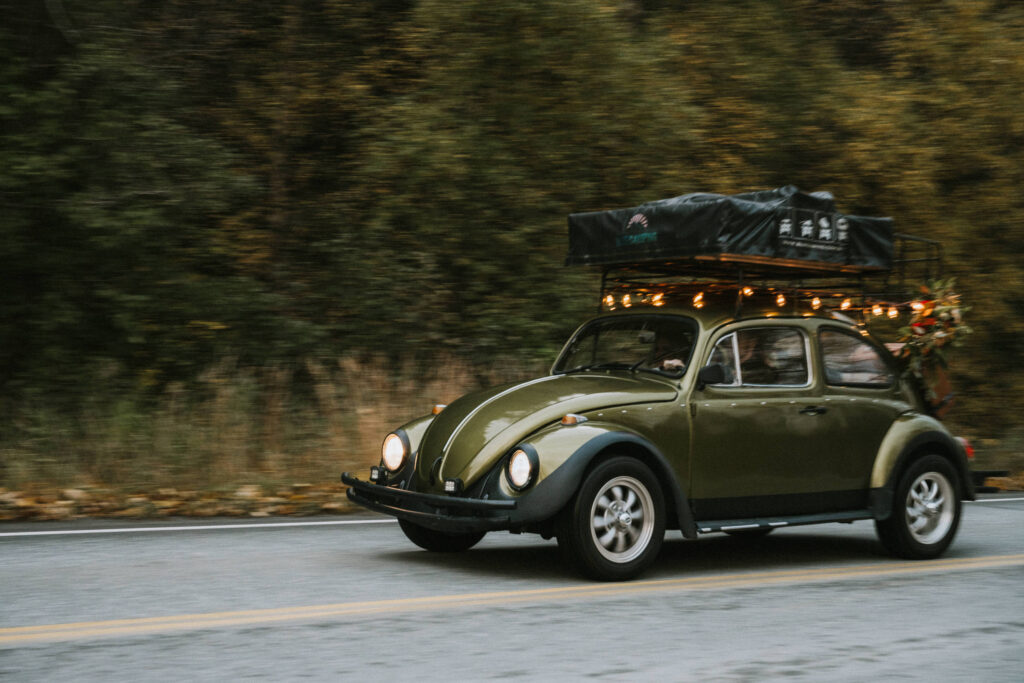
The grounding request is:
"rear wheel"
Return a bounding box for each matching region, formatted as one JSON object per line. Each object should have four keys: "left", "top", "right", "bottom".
{"left": 875, "top": 454, "right": 961, "bottom": 559}
{"left": 398, "top": 519, "right": 485, "bottom": 552}
{"left": 557, "top": 456, "right": 665, "bottom": 581}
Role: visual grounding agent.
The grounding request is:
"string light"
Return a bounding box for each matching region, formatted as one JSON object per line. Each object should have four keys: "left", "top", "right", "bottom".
{"left": 598, "top": 288, "right": 919, "bottom": 319}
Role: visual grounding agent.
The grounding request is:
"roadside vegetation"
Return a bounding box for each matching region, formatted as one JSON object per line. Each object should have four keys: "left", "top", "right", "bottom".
{"left": 3, "top": 1, "right": 1024, "bottom": 506}
{"left": 0, "top": 358, "right": 540, "bottom": 512}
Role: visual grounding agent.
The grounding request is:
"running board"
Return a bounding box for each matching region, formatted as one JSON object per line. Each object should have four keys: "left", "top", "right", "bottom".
{"left": 697, "top": 509, "right": 874, "bottom": 534}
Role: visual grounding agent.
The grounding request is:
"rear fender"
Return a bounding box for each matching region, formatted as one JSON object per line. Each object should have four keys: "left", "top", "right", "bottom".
{"left": 869, "top": 413, "right": 975, "bottom": 520}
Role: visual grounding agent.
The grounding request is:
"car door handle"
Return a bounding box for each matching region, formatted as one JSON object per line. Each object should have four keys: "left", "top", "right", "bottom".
{"left": 799, "top": 405, "right": 828, "bottom": 416}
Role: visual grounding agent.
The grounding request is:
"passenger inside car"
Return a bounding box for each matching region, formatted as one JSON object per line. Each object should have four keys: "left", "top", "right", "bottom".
{"left": 737, "top": 331, "right": 777, "bottom": 384}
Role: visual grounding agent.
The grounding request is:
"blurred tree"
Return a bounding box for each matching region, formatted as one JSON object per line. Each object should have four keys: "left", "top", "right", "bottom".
{"left": 876, "top": 0, "right": 1024, "bottom": 432}
{"left": 0, "top": 2, "right": 291, "bottom": 396}
{"left": 351, "top": 0, "right": 701, "bottom": 361}
{"left": 1, "top": 0, "right": 1023, "bottom": 441}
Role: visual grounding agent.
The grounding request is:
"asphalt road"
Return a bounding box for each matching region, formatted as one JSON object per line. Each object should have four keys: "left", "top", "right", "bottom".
{"left": 2, "top": 496, "right": 1023, "bottom": 682}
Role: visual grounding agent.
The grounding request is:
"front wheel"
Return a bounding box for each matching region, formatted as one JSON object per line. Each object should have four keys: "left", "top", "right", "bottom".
{"left": 557, "top": 457, "right": 665, "bottom": 581}
{"left": 875, "top": 454, "right": 962, "bottom": 559}
{"left": 398, "top": 519, "right": 485, "bottom": 552}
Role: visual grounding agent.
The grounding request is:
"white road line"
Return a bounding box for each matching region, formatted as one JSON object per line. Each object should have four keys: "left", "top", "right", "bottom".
{"left": 0, "top": 518, "right": 397, "bottom": 538}
{"left": 1, "top": 498, "right": 1020, "bottom": 539}
{"left": 968, "top": 497, "right": 1024, "bottom": 504}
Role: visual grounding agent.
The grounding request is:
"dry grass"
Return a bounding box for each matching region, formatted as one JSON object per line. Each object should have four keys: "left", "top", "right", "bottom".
{"left": 0, "top": 356, "right": 540, "bottom": 492}
{"left": 6, "top": 356, "right": 1018, "bottom": 495}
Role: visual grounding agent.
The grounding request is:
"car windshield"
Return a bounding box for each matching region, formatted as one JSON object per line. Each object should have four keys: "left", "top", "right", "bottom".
{"left": 554, "top": 315, "right": 697, "bottom": 377}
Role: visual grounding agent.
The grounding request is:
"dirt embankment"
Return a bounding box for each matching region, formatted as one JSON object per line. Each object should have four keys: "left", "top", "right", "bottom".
{"left": 0, "top": 484, "right": 355, "bottom": 522}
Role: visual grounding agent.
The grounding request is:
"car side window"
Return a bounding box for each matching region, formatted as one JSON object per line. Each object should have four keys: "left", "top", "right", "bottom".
{"left": 707, "top": 327, "right": 808, "bottom": 386}
{"left": 820, "top": 329, "right": 894, "bottom": 387}
{"left": 708, "top": 333, "right": 739, "bottom": 385}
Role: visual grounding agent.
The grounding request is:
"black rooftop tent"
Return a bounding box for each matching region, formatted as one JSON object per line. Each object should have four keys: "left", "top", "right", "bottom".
{"left": 566, "top": 186, "right": 895, "bottom": 276}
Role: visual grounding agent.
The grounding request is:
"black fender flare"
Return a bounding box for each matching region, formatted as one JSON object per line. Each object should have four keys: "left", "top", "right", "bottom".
{"left": 511, "top": 431, "right": 698, "bottom": 539}
{"left": 870, "top": 429, "right": 975, "bottom": 521}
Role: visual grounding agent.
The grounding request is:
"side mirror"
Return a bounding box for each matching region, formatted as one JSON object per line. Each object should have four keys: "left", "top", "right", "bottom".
{"left": 697, "top": 364, "right": 727, "bottom": 389}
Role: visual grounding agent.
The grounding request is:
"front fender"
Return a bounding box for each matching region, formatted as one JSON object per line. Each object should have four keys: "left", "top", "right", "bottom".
{"left": 511, "top": 423, "right": 697, "bottom": 538}
{"left": 400, "top": 414, "right": 435, "bottom": 455}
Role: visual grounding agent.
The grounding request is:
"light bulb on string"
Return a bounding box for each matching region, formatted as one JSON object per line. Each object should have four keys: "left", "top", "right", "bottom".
{"left": 776, "top": 293, "right": 786, "bottom": 307}
{"left": 811, "top": 297, "right": 822, "bottom": 310}
{"left": 872, "top": 303, "right": 883, "bottom": 317}
{"left": 887, "top": 306, "right": 899, "bottom": 319}
{"left": 841, "top": 298, "right": 852, "bottom": 311}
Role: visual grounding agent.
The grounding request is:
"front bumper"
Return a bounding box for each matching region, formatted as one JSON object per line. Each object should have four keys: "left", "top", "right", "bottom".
{"left": 341, "top": 472, "right": 518, "bottom": 533}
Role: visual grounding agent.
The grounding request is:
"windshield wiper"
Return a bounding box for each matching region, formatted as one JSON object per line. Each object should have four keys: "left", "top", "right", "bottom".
{"left": 560, "top": 362, "right": 633, "bottom": 374}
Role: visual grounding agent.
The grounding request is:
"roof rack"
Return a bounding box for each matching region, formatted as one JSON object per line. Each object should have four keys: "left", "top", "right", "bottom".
{"left": 596, "top": 233, "right": 943, "bottom": 317}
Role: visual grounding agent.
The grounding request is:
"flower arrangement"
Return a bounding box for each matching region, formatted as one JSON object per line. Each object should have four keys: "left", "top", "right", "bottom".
{"left": 896, "top": 278, "right": 972, "bottom": 406}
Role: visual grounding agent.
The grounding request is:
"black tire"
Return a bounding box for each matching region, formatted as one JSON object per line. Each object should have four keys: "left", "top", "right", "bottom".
{"left": 557, "top": 456, "right": 665, "bottom": 581}
{"left": 398, "top": 519, "right": 485, "bottom": 553}
{"left": 875, "top": 454, "right": 962, "bottom": 559}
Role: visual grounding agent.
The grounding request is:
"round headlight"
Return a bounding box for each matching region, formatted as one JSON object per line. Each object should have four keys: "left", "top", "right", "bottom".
{"left": 507, "top": 449, "right": 535, "bottom": 490}
{"left": 381, "top": 433, "right": 407, "bottom": 472}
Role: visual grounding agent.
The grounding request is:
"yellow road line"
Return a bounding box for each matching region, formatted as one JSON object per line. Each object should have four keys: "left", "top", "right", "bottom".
{"left": 3, "top": 553, "right": 1023, "bottom": 645}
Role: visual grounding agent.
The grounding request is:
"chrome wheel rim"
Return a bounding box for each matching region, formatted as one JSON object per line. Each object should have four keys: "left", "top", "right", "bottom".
{"left": 905, "top": 471, "right": 955, "bottom": 545}
{"left": 590, "top": 476, "right": 655, "bottom": 563}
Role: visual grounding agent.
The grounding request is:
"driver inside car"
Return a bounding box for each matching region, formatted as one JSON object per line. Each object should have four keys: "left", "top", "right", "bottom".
{"left": 651, "top": 331, "right": 687, "bottom": 372}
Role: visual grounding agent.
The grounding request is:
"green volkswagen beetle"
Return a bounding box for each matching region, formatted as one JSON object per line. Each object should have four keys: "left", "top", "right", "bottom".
{"left": 342, "top": 298, "right": 974, "bottom": 580}
{"left": 342, "top": 188, "right": 975, "bottom": 580}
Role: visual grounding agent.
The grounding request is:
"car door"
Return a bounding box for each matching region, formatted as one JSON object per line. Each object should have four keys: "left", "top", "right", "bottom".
{"left": 813, "top": 325, "right": 910, "bottom": 494}
{"left": 689, "top": 322, "right": 835, "bottom": 520}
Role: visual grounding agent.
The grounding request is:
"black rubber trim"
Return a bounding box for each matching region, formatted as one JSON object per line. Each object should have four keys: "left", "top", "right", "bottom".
{"left": 345, "top": 488, "right": 514, "bottom": 533}
{"left": 342, "top": 472, "right": 516, "bottom": 512}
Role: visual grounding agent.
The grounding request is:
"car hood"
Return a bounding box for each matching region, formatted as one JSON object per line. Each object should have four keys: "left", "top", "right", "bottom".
{"left": 415, "top": 373, "right": 677, "bottom": 490}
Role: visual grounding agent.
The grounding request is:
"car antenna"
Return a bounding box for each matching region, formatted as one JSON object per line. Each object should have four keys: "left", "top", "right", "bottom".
{"left": 734, "top": 267, "right": 745, "bottom": 319}
{"left": 598, "top": 267, "right": 609, "bottom": 314}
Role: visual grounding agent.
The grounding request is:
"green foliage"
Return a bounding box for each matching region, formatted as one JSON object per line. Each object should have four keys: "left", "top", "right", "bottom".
{"left": 351, "top": 0, "right": 701, "bottom": 359}
{"left": 2, "top": 0, "right": 1024, "bottom": 453}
